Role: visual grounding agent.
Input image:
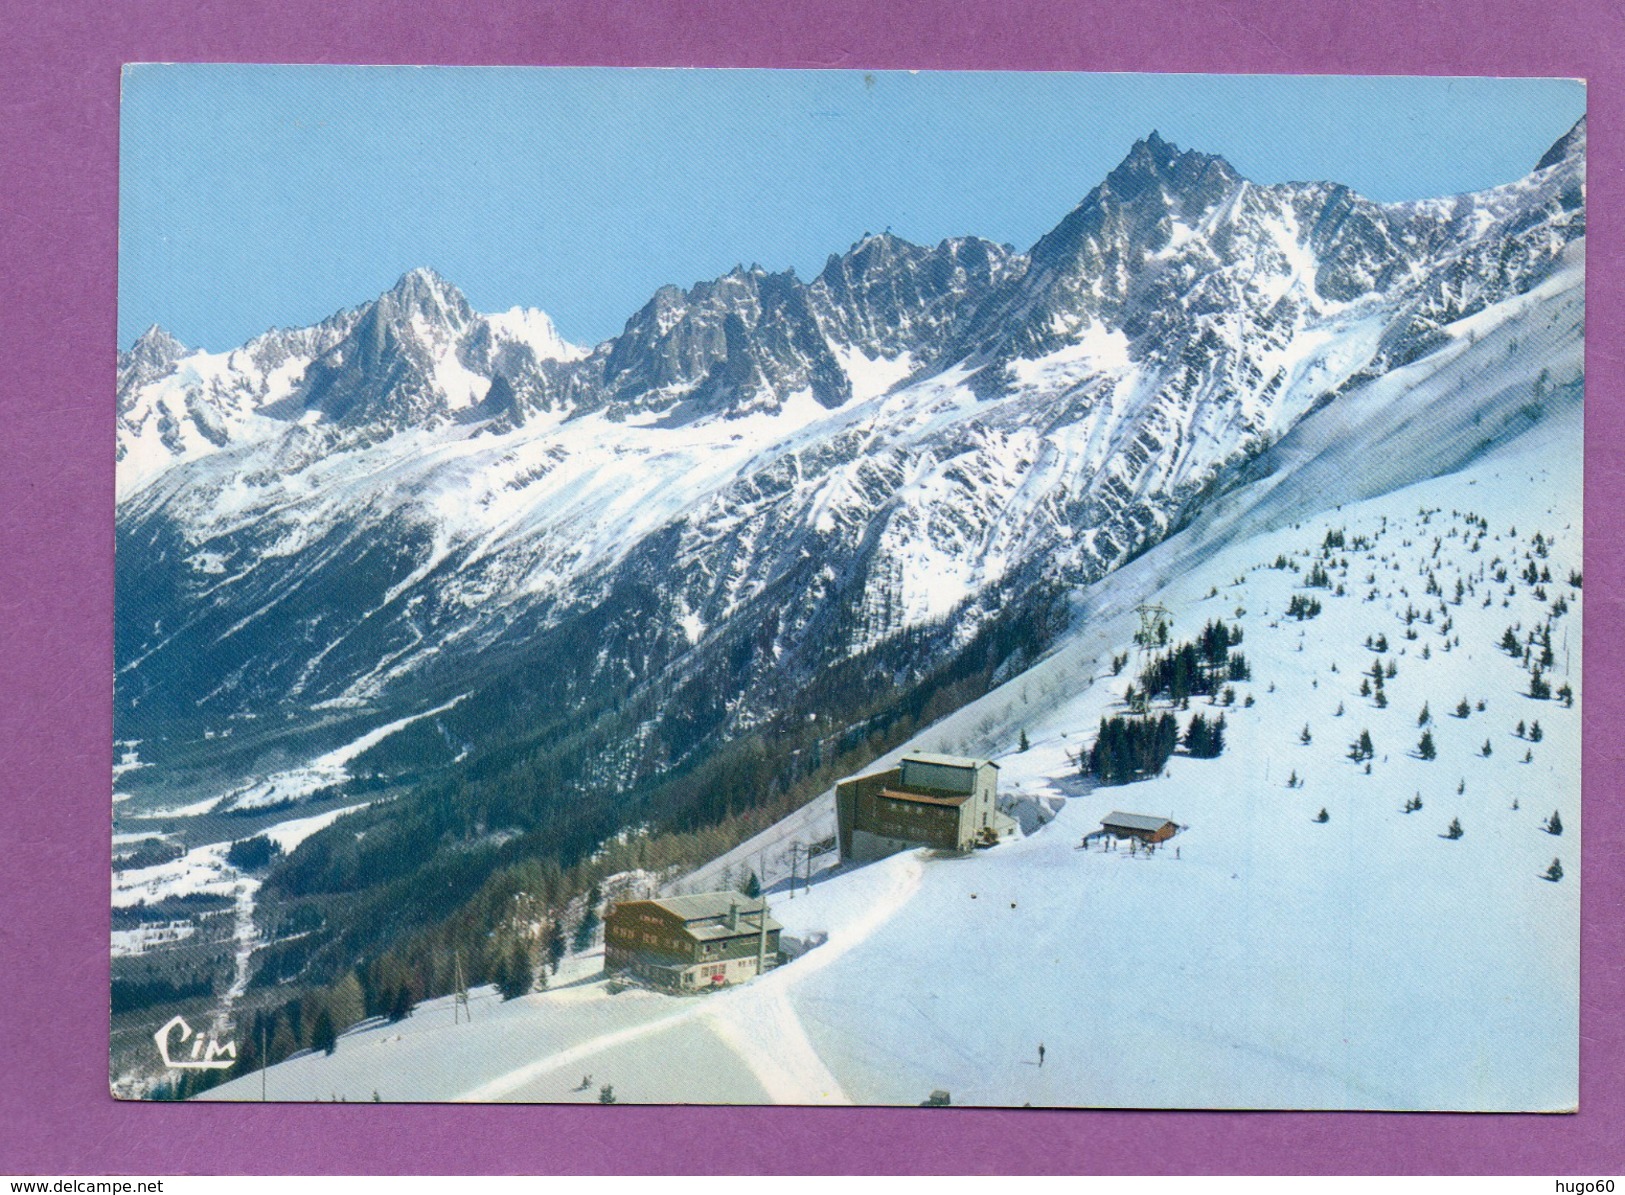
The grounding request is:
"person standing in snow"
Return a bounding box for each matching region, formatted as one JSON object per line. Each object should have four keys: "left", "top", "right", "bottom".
{"left": 1038, "top": 1043, "right": 1046, "bottom": 1067}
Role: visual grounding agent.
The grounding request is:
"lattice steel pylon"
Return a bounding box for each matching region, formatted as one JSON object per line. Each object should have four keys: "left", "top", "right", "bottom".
{"left": 1134, "top": 602, "right": 1173, "bottom": 653}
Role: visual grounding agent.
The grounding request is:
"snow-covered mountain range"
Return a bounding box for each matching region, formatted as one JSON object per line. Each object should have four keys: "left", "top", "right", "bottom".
{"left": 115, "top": 121, "right": 1584, "bottom": 823}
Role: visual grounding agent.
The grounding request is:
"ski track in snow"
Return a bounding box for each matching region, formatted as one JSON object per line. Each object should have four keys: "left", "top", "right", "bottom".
{"left": 213, "top": 875, "right": 262, "bottom": 1037}
{"left": 699, "top": 986, "right": 851, "bottom": 1105}
{"left": 451, "top": 1000, "right": 704, "bottom": 1102}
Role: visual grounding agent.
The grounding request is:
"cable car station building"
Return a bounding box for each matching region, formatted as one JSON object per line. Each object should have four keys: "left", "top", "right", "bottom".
{"left": 835, "top": 752, "right": 1013, "bottom": 862}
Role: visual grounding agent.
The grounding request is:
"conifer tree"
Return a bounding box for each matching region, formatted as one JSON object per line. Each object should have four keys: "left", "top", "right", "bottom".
{"left": 1481, "top": 739, "right": 1493, "bottom": 757}
{"left": 1418, "top": 730, "right": 1436, "bottom": 760}
{"left": 312, "top": 1008, "right": 337, "bottom": 1056}
{"left": 574, "top": 884, "right": 603, "bottom": 951}
{"left": 1544, "top": 858, "right": 1564, "bottom": 882}
{"left": 328, "top": 973, "right": 365, "bottom": 1033}
{"left": 1314, "top": 808, "right": 1330, "bottom": 823}
{"left": 1019, "top": 729, "right": 1030, "bottom": 753}
{"left": 1418, "top": 703, "right": 1431, "bottom": 727}
{"left": 1546, "top": 810, "right": 1563, "bottom": 836}
{"left": 547, "top": 921, "right": 567, "bottom": 974}
{"left": 497, "top": 944, "right": 533, "bottom": 1001}
{"left": 1456, "top": 697, "right": 1471, "bottom": 718}
{"left": 1529, "top": 720, "right": 1543, "bottom": 742}
{"left": 1445, "top": 818, "right": 1464, "bottom": 840}
{"left": 1300, "top": 724, "right": 1312, "bottom": 745}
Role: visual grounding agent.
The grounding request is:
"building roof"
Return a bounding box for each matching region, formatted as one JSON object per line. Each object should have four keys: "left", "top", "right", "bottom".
{"left": 901, "top": 751, "right": 998, "bottom": 770}
{"left": 621, "top": 892, "right": 782, "bottom": 938}
{"left": 1101, "top": 811, "right": 1177, "bottom": 832}
{"left": 879, "top": 787, "right": 970, "bottom": 808}
{"left": 687, "top": 912, "right": 782, "bottom": 942}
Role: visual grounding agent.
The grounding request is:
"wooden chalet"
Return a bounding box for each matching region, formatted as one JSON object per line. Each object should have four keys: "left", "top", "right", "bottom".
{"left": 1099, "top": 811, "right": 1179, "bottom": 844}
{"left": 603, "top": 892, "right": 781, "bottom": 993}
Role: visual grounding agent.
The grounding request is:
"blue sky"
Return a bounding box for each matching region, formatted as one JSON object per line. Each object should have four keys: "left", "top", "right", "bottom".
{"left": 119, "top": 68, "right": 1585, "bottom": 351}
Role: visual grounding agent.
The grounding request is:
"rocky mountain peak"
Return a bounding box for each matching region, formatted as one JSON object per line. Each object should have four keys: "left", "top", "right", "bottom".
{"left": 127, "top": 323, "right": 187, "bottom": 360}
{"left": 293, "top": 268, "right": 483, "bottom": 427}
{"left": 375, "top": 267, "right": 475, "bottom": 333}
{"left": 1535, "top": 115, "right": 1587, "bottom": 173}
{"left": 117, "top": 324, "right": 189, "bottom": 399}
{"left": 1100, "top": 130, "right": 1241, "bottom": 206}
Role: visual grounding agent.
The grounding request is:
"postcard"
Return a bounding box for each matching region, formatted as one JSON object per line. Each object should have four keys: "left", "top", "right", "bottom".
{"left": 113, "top": 66, "right": 1583, "bottom": 1108}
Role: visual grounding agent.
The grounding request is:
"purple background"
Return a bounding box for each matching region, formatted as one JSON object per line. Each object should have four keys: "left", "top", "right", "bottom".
{"left": 1, "top": 0, "right": 1620, "bottom": 1176}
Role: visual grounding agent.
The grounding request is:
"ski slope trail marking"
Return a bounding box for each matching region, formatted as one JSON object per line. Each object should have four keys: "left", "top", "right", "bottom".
{"left": 700, "top": 987, "right": 851, "bottom": 1104}
{"left": 211, "top": 874, "right": 261, "bottom": 1038}
{"left": 451, "top": 1001, "right": 705, "bottom": 1102}
{"left": 693, "top": 850, "right": 926, "bottom": 1103}
{"left": 790, "top": 852, "right": 926, "bottom": 977}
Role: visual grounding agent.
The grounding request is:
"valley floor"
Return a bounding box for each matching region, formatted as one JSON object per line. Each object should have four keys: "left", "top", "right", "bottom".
{"left": 199, "top": 406, "right": 1580, "bottom": 1110}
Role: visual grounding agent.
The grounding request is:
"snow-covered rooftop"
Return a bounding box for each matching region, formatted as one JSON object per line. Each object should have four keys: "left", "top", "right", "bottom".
{"left": 1100, "top": 812, "right": 1179, "bottom": 833}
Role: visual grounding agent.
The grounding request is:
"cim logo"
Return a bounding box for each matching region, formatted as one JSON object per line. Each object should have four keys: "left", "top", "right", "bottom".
{"left": 154, "top": 1015, "right": 237, "bottom": 1070}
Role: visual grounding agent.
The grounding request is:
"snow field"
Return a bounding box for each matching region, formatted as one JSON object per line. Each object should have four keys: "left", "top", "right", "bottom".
{"left": 776, "top": 412, "right": 1577, "bottom": 1109}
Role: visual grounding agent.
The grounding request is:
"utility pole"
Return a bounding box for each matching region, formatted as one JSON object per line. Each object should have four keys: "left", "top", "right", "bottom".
{"left": 261, "top": 1018, "right": 267, "bottom": 1102}
{"left": 453, "top": 950, "right": 471, "bottom": 1024}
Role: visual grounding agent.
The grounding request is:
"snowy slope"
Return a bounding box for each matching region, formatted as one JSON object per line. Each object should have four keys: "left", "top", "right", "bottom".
{"left": 770, "top": 419, "right": 1579, "bottom": 1111}
{"left": 199, "top": 320, "right": 1580, "bottom": 1109}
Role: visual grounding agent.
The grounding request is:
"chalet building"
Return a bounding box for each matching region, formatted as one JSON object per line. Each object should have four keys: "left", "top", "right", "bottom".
{"left": 835, "top": 752, "right": 1015, "bottom": 862}
{"left": 1100, "top": 811, "right": 1179, "bottom": 844}
{"left": 603, "top": 892, "right": 781, "bottom": 993}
